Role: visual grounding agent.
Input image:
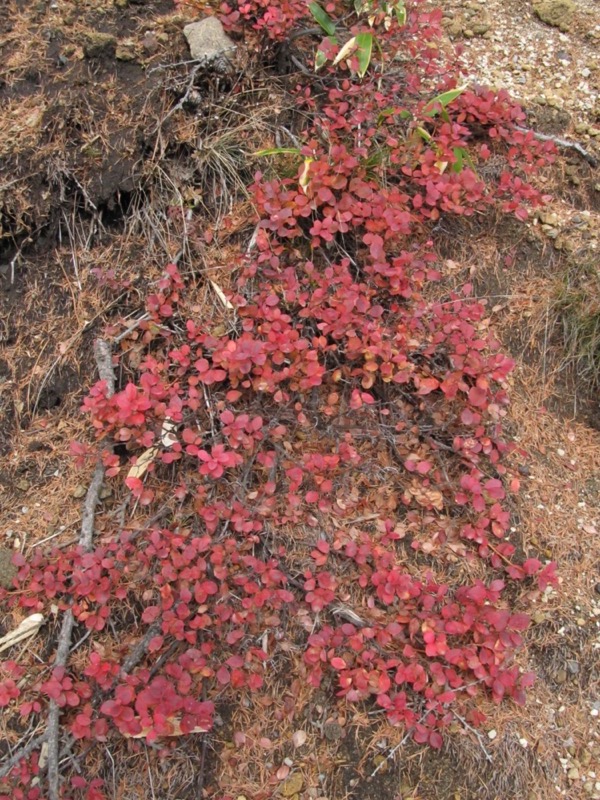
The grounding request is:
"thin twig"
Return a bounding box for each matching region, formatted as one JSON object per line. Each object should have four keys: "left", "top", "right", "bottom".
{"left": 113, "top": 312, "right": 151, "bottom": 344}
{"left": 246, "top": 222, "right": 261, "bottom": 255}
{"left": 452, "top": 710, "right": 493, "bottom": 762}
{"left": 151, "top": 63, "right": 203, "bottom": 134}
{"left": 515, "top": 125, "right": 598, "bottom": 168}
{"left": 370, "top": 712, "right": 428, "bottom": 778}
{"left": 120, "top": 623, "right": 162, "bottom": 676}
{"left": 46, "top": 339, "right": 116, "bottom": 800}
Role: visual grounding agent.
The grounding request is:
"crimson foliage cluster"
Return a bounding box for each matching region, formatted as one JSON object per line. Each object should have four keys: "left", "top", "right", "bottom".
{"left": 1, "top": 1, "right": 558, "bottom": 797}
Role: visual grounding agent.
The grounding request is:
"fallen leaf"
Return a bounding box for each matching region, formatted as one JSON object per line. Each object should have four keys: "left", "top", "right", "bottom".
{"left": 333, "top": 35, "right": 358, "bottom": 66}
{"left": 124, "top": 716, "right": 209, "bottom": 738}
{"left": 292, "top": 729, "right": 307, "bottom": 747}
{"left": 127, "top": 445, "right": 159, "bottom": 480}
{"left": 210, "top": 280, "right": 234, "bottom": 310}
{"left": 160, "top": 417, "right": 178, "bottom": 448}
{"left": 0, "top": 613, "right": 44, "bottom": 654}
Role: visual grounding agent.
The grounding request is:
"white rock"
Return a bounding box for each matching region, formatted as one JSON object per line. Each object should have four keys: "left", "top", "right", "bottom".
{"left": 183, "top": 17, "right": 236, "bottom": 67}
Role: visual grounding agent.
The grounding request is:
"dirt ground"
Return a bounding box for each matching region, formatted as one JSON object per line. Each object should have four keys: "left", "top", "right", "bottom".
{"left": 1, "top": 0, "right": 599, "bottom": 798}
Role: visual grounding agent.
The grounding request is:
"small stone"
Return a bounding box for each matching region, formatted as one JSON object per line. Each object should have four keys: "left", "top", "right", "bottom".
{"left": 576, "top": 618, "right": 586, "bottom": 626}
{"left": 99, "top": 484, "right": 113, "bottom": 500}
{"left": 114, "top": 0, "right": 128, "bottom": 7}
{"left": 0, "top": 548, "right": 18, "bottom": 589}
{"left": 72, "top": 484, "right": 87, "bottom": 499}
{"left": 582, "top": 68, "right": 591, "bottom": 78}
{"left": 372, "top": 755, "right": 388, "bottom": 774}
{"left": 116, "top": 40, "right": 136, "bottom": 61}
{"left": 463, "top": 28, "right": 475, "bottom": 38}
{"left": 446, "top": 19, "right": 464, "bottom": 36}
{"left": 566, "top": 660, "right": 580, "bottom": 675}
{"left": 472, "top": 22, "right": 490, "bottom": 35}
{"left": 568, "top": 767, "right": 580, "bottom": 781}
{"left": 183, "top": 17, "right": 236, "bottom": 69}
{"left": 595, "top": 583, "right": 600, "bottom": 595}
{"left": 519, "top": 737, "right": 529, "bottom": 748}
{"left": 323, "top": 721, "right": 343, "bottom": 742}
{"left": 539, "top": 211, "right": 559, "bottom": 226}
{"left": 16, "top": 479, "right": 30, "bottom": 491}
{"left": 555, "top": 668, "right": 567, "bottom": 684}
{"left": 280, "top": 774, "right": 303, "bottom": 797}
{"left": 142, "top": 31, "right": 159, "bottom": 54}
{"left": 488, "top": 729, "right": 498, "bottom": 740}
{"left": 83, "top": 32, "right": 117, "bottom": 59}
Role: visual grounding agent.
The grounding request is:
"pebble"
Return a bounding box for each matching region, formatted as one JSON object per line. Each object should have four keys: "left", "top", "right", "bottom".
{"left": 280, "top": 774, "right": 303, "bottom": 797}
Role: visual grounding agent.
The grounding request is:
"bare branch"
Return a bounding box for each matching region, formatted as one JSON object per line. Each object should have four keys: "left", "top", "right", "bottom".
{"left": 47, "top": 339, "right": 116, "bottom": 800}
{"left": 516, "top": 125, "right": 598, "bottom": 168}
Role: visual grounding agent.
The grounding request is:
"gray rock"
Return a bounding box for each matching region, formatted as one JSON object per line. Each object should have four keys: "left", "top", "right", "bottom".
{"left": 0, "top": 548, "right": 17, "bottom": 590}
{"left": 533, "top": 0, "right": 575, "bottom": 32}
{"left": 183, "top": 17, "right": 236, "bottom": 69}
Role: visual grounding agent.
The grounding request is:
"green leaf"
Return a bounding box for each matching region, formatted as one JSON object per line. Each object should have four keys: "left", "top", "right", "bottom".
{"left": 451, "top": 147, "right": 465, "bottom": 173}
{"left": 315, "top": 47, "right": 327, "bottom": 71}
{"left": 415, "top": 126, "right": 432, "bottom": 143}
{"left": 355, "top": 31, "right": 373, "bottom": 78}
{"left": 253, "top": 147, "right": 301, "bottom": 157}
{"left": 394, "top": 0, "right": 407, "bottom": 25}
{"left": 309, "top": 2, "right": 336, "bottom": 36}
{"left": 423, "top": 85, "right": 468, "bottom": 117}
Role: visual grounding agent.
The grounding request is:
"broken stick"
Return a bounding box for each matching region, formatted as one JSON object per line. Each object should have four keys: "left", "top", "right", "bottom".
{"left": 46, "top": 338, "right": 115, "bottom": 800}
